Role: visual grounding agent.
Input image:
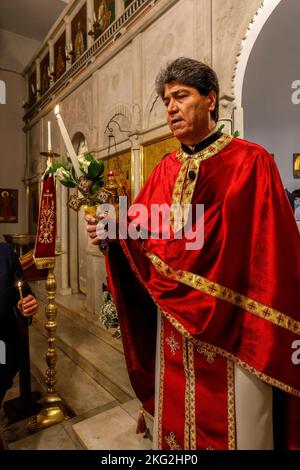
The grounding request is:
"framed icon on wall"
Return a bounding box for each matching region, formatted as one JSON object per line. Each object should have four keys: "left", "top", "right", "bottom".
{"left": 293, "top": 153, "right": 300, "bottom": 178}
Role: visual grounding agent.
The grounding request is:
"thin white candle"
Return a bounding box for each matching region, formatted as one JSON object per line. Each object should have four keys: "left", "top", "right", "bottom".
{"left": 47, "top": 121, "right": 52, "bottom": 152}
{"left": 54, "top": 104, "right": 81, "bottom": 178}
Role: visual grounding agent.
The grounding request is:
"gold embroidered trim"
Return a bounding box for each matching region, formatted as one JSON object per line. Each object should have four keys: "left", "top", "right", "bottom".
{"left": 166, "top": 331, "right": 181, "bottom": 355}
{"left": 176, "top": 133, "right": 233, "bottom": 164}
{"left": 164, "top": 432, "right": 182, "bottom": 450}
{"left": 188, "top": 339, "right": 196, "bottom": 450}
{"left": 33, "top": 257, "right": 55, "bottom": 269}
{"left": 197, "top": 344, "right": 217, "bottom": 364}
{"left": 161, "top": 309, "right": 300, "bottom": 398}
{"left": 158, "top": 313, "right": 165, "bottom": 450}
{"left": 144, "top": 250, "right": 300, "bottom": 336}
{"left": 206, "top": 445, "right": 215, "bottom": 450}
{"left": 183, "top": 338, "right": 196, "bottom": 450}
{"left": 227, "top": 361, "right": 236, "bottom": 450}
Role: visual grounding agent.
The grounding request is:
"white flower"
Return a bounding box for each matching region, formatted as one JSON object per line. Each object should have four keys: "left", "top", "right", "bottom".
{"left": 55, "top": 166, "right": 72, "bottom": 182}
{"left": 78, "top": 154, "right": 91, "bottom": 174}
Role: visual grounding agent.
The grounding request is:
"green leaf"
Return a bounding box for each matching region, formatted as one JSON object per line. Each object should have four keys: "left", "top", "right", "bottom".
{"left": 70, "top": 165, "right": 78, "bottom": 181}
{"left": 46, "top": 163, "right": 65, "bottom": 175}
{"left": 60, "top": 180, "right": 76, "bottom": 188}
{"left": 233, "top": 130, "right": 240, "bottom": 138}
{"left": 88, "top": 160, "right": 101, "bottom": 179}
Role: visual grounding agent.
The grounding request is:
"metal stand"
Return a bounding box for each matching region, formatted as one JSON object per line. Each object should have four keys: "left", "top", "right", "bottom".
{"left": 3, "top": 320, "right": 42, "bottom": 423}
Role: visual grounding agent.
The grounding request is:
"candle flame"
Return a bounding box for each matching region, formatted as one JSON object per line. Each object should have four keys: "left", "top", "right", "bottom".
{"left": 17, "top": 281, "right": 22, "bottom": 288}
{"left": 54, "top": 104, "right": 60, "bottom": 115}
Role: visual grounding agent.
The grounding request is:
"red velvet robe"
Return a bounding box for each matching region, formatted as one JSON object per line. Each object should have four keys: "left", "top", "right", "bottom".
{"left": 106, "top": 134, "right": 300, "bottom": 449}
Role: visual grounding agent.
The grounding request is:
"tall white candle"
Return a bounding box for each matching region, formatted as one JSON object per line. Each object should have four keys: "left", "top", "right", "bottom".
{"left": 47, "top": 121, "right": 52, "bottom": 152}
{"left": 54, "top": 105, "right": 81, "bottom": 178}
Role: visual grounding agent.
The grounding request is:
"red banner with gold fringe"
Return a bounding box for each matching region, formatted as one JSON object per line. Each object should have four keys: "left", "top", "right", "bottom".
{"left": 33, "top": 173, "right": 56, "bottom": 269}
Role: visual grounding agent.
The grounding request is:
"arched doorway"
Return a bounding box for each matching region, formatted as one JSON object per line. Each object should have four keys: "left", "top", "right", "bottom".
{"left": 235, "top": 0, "right": 300, "bottom": 192}
{"left": 68, "top": 132, "right": 89, "bottom": 294}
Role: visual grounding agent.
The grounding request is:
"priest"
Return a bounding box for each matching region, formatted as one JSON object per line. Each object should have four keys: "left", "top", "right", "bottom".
{"left": 86, "top": 57, "right": 300, "bottom": 450}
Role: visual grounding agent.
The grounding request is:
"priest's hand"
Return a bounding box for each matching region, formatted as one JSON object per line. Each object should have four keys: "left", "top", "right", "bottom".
{"left": 17, "top": 294, "right": 38, "bottom": 317}
{"left": 85, "top": 213, "right": 102, "bottom": 246}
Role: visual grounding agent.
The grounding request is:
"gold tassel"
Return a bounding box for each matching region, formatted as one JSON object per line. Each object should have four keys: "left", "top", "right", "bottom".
{"left": 136, "top": 409, "right": 147, "bottom": 434}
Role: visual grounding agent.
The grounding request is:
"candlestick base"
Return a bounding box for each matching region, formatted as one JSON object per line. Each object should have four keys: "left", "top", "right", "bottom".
{"left": 27, "top": 392, "right": 68, "bottom": 432}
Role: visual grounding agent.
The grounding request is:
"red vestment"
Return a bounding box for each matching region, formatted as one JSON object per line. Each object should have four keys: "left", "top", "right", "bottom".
{"left": 106, "top": 134, "right": 300, "bottom": 449}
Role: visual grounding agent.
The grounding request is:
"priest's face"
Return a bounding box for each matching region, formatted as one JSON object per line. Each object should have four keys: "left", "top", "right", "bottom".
{"left": 163, "top": 82, "right": 216, "bottom": 146}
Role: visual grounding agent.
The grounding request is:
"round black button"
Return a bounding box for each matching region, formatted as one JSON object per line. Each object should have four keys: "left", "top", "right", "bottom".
{"left": 188, "top": 170, "right": 196, "bottom": 180}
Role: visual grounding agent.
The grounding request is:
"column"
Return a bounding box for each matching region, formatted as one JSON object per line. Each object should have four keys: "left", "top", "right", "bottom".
{"left": 116, "top": 0, "right": 125, "bottom": 17}
{"left": 48, "top": 40, "right": 55, "bottom": 85}
{"left": 64, "top": 16, "right": 72, "bottom": 70}
{"left": 129, "top": 134, "right": 141, "bottom": 199}
{"left": 59, "top": 186, "right": 72, "bottom": 295}
{"left": 35, "top": 59, "right": 41, "bottom": 98}
{"left": 233, "top": 106, "right": 244, "bottom": 139}
{"left": 86, "top": 0, "right": 94, "bottom": 47}
{"left": 24, "top": 73, "right": 29, "bottom": 107}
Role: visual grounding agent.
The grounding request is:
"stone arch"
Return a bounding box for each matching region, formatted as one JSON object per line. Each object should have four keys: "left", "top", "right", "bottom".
{"left": 144, "top": 88, "right": 165, "bottom": 130}
{"left": 0, "top": 80, "right": 6, "bottom": 104}
{"left": 102, "top": 103, "right": 132, "bottom": 149}
{"left": 72, "top": 131, "right": 89, "bottom": 155}
{"left": 69, "top": 123, "right": 92, "bottom": 152}
{"left": 233, "top": 0, "right": 282, "bottom": 107}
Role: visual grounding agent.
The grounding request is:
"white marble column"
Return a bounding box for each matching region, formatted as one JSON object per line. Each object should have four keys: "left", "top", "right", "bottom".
{"left": 116, "top": 0, "right": 124, "bottom": 17}
{"left": 130, "top": 134, "right": 141, "bottom": 199}
{"left": 35, "top": 59, "right": 41, "bottom": 98}
{"left": 130, "top": 34, "right": 142, "bottom": 198}
{"left": 48, "top": 40, "right": 55, "bottom": 85}
{"left": 64, "top": 16, "right": 72, "bottom": 69}
{"left": 24, "top": 73, "right": 29, "bottom": 106}
{"left": 59, "top": 185, "right": 72, "bottom": 295}
{"left": 69, "top": 187, "right": 79, "bottom": 293}
{"left": 233, "top": 106, "right": 244, "bottom": 139}
{"left": 86, "top": 0, "right": 94, "bottom": 47}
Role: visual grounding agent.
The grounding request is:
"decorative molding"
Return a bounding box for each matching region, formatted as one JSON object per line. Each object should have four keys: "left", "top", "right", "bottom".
{"left": 233, "top": 0, "right": 282, "bottom": 106}
{"left": 24, "top": 0, "right": 154, "bottom": 123}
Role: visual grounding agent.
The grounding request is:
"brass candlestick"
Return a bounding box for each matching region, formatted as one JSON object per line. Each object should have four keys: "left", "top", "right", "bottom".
{"left": 28, "top": 149, "right": 67, "bottom": 432}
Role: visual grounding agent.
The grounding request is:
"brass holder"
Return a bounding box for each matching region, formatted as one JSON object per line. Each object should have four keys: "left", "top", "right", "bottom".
{"left": 28, "top": 149, "right": 67, "bottom": 432}
{"left": 88, "top": 21, "right": 101, "bottom": 40}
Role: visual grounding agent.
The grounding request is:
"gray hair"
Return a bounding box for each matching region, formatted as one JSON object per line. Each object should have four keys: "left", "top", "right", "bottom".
{"left": 155, "top": 57, "right": 219, "bottom": 122}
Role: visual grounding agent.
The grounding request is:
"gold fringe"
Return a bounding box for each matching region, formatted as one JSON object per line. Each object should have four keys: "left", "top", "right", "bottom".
{"left": 33, "top": 257, "right": 55, "bottom": 269}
